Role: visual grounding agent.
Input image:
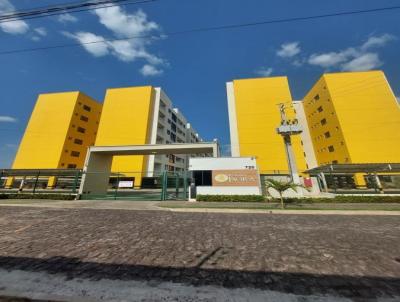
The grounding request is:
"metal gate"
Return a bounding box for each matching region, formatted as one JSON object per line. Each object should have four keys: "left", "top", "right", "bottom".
{"left": 81, "top": 171, "right": 190, "bottom": 201}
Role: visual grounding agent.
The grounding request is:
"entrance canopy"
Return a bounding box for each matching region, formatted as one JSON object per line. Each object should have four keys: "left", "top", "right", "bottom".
{"left": 305, "top": 163, "right": 400, "bottom": 175}
{"left": 79, "top": 142, "right": 219, "bottom": 196}
{"left": 88, "top": 143, "right": 219, "bottom": 156}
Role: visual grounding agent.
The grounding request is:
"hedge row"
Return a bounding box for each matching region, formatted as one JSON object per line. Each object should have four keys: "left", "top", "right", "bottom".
{"left": 285, "top": 196, "right": 400, "bottom": 204}
{"left": 196, "top": 195, "right": 266, "bottom": 202}
{"left": 0, "top": 194, "right": 76, "bottom": 200}
{"left": 196, "top": 195, "right": 400, "bottom": 203}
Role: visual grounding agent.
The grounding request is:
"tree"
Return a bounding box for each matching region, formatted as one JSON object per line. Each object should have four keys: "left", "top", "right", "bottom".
{"left": 265, "top": 179, "right": 303, "bottom": 209}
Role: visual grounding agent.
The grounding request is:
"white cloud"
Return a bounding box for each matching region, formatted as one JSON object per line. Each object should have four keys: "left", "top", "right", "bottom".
{"left": 308, "top": 51, "right": 350, "bottom": 68}
{"left": 94, "top": 6, "right": 158, "bottom": 38}
{"left": 277, "top": 42, "right": 301, "bottom": 58}
{"left": 63, "top": 31, "right": 109, "bottom": 57}
{"left": 63, "top": 6, "right": 165, "bottom": 74}
{"left": 307, "top": 34, "right": 395, "bottom": 71}
{"left": 34, "top": 27, "right": 47, "bottom": 36}
{"left": 342, "top": 53, "right": 382, "bottom": 71}
{"left": 361, "top": 34, "right": 396, "bottom": 51}
{"left": 0, "top": 0, "right": 29, "bottom": 34}
{"left": 255, "top": 67, "right": 273, "bottom": 77}
{"left": 57, "top": 13, "right": 78, "bottom": 23}
{"left": 140, "top": 64, "right": 163, "bottom": 76}
{"left": 0, "top": 116, "right": 17, "bottom": 123}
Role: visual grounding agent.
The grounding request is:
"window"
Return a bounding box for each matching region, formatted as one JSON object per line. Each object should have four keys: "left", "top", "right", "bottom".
{"left": 314, "top": 94, "right": 320, "bottom": 100}
{"left": 332, "top": 160, "right": 338, "bottom": 164}
{"left": 67, "top": 164, "right": 77, "bottom": 169}
{"left": 171, "top": 113, "right": 177, "bottom": 122}
{"left": 328, "top": 145, "right": 335, "bottom": 152}
{"left": 171, "top": 123, "right": 176, "bottom": 132}
{"left": 320, "top": 118, "right": 327, "bottom": 125}
{"left": 170, "top": 133, "right": 176, "bottom": 142}
{"left": 324, "top": 131, "right": 331, "bottom": 138}
{"left": 83, "top": 105, "right": 91, "bottom": 112}
{"left": 70, "top": 151, "right": 80, "bottom": 157}
{"left": 317, "top": 106, "right": 323, "bottom": 113}
{"left": 77, "top": 127, "right": 86, "bottom": 133}
{"left": 74, "top": 138, "right": 83, "bottom": 145}
{"left": 80, "top": 115, "right": 89, "bottom": 122}
{"left": 193, "top": 170, "right": 212, "bottom": 186}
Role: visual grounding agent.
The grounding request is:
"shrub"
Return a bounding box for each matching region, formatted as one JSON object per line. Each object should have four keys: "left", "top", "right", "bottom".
{"left": 196, "top": 195, "right": 400, "bottom": 203}
{"left": 271, "top": 196, "right": 400, "bottom": 204}
{"left": 196, "top": 195, "right": 266, "bottom": 202}
{"left": 0, "top": 193, "right": 76, "bottom": 200}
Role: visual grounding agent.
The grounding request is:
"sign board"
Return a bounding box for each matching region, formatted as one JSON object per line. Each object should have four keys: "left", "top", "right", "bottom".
{"left": 118, "top": 181, "right": 134, "bottom": 188}
{"left": 212, "top": 170, "right": 259, "bottom": 187}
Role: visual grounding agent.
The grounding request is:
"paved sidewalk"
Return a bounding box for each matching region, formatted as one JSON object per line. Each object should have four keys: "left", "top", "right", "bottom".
{"left": 1, "top": 199, "right": 400, "bottom": 215}
{"left": 0, "top": 199, "right": 162, "bottom": 211}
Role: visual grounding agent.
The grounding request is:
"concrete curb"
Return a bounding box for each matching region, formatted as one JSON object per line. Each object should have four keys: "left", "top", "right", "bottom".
{"left": 165, "top": 207, "right": 400, "bottom": 215}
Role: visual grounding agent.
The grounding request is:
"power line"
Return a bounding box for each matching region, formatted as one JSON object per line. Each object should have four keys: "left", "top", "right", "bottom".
{"left": 0, "top": 5, "right": 399, "bottom": 57}
{"left": 0, "top": 0, "right": 156, "bottom": 22}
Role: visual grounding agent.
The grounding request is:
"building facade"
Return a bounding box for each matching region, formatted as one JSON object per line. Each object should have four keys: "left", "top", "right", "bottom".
{"left": 226, "top": 76, "right": 308, "bottom": 175}
{"left": 94, "top": 86, "right": 203, "bottom": 187}
{"left": 7, "top": 91, "right": 102, "bottom": 187}
{"left": 302, "top": 70, "right": 400, "bottom": 186}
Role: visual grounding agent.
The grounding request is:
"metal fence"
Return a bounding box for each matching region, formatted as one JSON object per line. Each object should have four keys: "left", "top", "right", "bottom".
{"left": 0, "top": 169, "right": 191, "bottom": 201}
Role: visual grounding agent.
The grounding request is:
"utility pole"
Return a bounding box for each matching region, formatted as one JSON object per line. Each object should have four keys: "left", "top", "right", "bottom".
{"left": 276, "top": 103, "right": 302, "bottom": 185}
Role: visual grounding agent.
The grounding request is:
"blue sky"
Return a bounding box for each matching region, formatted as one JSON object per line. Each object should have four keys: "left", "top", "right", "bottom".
{"left": 1, "top": 0, "right": 399, "bottom": 167}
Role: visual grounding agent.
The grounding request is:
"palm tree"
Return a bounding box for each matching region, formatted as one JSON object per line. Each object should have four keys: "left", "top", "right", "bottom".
{"left": 265, "top": 179, "right": 303, "bottom": 209}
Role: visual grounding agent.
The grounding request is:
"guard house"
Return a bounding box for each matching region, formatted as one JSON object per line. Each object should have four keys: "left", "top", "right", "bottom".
{"left": 189, "top": 157, "right": 262, "bottom": 196}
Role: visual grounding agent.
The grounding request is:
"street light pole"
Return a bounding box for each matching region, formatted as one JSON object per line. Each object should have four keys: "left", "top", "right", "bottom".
{"left": 276, "top": 103, "right": 302, "bottom": 185}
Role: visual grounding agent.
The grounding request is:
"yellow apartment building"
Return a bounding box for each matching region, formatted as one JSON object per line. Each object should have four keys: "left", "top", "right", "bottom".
{"left": 95, "top": 86, "right": 203, "bottom": 188}
{"left": 302, "top": 70, "right": 400, "bottom": 186}
{"left": 7, "top": 91, "right": 102, "bottom": 188}
{"left": 95, "top": 86, "right": 155, "bottom": 188}
{"left": 226, "top": 76, "right": 307, "bottom": 174}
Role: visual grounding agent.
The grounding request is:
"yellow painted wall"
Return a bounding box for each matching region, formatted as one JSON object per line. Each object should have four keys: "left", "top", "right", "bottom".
{"left": 232, "top": 77, "right": 307, "bottom": 173}
{"left": 12, "top": 92, "right": 101, "bottom": 169}
{"left": 303, "top": 76, "right": 350, "bottom": 165}
{"left": 326, "top": 71, "right": 400, "bottom": 163}
{"left": 59, "top": 93, "right": 102, "bottom": 168}
{"left": 95, "top": 86, "right": 155, "bottom": 186}
{"left": 304, "top": 70, "right": 400, "bottom": 165}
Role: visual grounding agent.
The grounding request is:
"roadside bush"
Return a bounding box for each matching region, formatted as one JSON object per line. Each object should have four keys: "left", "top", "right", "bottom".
{"left": 0, "top": 193, "right": 75, "bottom": 200}
{"left": 272, "top": 196, "right": 400, "bottom": 204}
{"left": 197, "top": 195, "right": 266, "bottom": 202}
{"left": 196, "top": 195, "right": 400, "bottom": 203}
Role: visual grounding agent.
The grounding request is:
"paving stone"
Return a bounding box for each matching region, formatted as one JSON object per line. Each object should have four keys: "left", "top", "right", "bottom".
{"left": 0, "top": 206, "right": 399, "bottom": 299}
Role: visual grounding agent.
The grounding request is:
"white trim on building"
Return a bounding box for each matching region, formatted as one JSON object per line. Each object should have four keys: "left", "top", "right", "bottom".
{"left": 293, "top": 100, "right": 318, "bottom": 169}
{"left": 146, "top": 87, "right": 206, "bottom": 176}
{"left": 226, "top": 82, "right": 240, "bottom": 157}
